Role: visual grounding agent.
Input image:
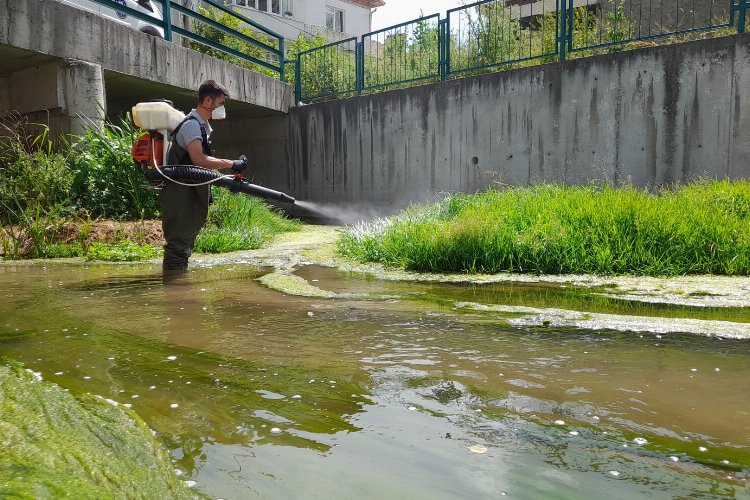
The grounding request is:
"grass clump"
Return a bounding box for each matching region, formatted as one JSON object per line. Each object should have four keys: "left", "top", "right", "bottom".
{"left": 339, "top": 181, "right": 750, "bottom": 276}
{"left": 66, "top": 115, "right": 159, "bottom": 221}
{"left": 85, "top": 241, "right": 161, "bottom": 262}
{"left": 194, "top": 189, "right": 300, "bottom": 253}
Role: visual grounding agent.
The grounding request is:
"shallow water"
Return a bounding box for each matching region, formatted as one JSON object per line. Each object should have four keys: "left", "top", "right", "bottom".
{"left": 1, "top": 262, "right": 748, "bottom": 499}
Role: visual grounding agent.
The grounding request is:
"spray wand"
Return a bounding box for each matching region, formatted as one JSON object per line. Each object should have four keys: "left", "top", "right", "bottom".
{"left": 142, "top": 165, "right": 296, "bottom": 205}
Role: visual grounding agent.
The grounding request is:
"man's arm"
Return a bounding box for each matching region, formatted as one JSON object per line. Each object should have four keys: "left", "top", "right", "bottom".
{"left": 186, "top": 139, "right": 233, "bottom": 170}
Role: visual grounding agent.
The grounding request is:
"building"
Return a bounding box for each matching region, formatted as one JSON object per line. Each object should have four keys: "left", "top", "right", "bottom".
{"left": 222, "top": 0, "right": 385, "bottom": 42}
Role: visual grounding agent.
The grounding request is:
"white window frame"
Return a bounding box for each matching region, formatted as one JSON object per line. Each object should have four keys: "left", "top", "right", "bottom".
{"left": 282, "top": 0, "right": 293, "bottom": 17}
{"left": 227, "top": 0, "right": 290, "bottom": 17}
{"left": 326, "top": 6, "right": 344, "bottom": 33}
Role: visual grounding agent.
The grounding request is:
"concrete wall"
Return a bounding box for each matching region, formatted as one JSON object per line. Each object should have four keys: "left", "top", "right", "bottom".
{"left": 215, "top": 34, "right": 750, "bottom": 214}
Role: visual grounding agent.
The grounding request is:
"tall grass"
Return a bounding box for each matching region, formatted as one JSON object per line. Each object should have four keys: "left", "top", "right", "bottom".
{"left": 339, "top": 181, "right": 750, "bottom": 276}
{"left": 194, "top": 189, "right": 300, "bottom": 253}
{"left": 0, "top": 116, "right": 72, "bottom": 258}
{"left": 66, "top": 116, "right": 159, "bottom": 220}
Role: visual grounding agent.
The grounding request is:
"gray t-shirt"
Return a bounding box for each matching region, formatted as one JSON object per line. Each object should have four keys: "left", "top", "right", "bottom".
{"left": 174, "top": 109, "right": 212, "bottom": 151}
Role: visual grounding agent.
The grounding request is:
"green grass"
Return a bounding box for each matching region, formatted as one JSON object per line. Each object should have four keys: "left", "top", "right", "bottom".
{"left": 27, "top": 241, "right": 160, "bottom": 261}
{"left": 2, "top": 190, "right": 301, "bottom": 261}
{"left": 339, "top": 180, "right": 750, "bottom": 276}
{"left": 85, "top": 241, "right": 161, "bottom": 262}
{"left": 194, "top": 189, "right": 300, "bottom": 253}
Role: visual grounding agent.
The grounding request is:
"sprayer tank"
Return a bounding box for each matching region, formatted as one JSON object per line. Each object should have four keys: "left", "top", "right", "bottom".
{"left": 132, "top": 102, "right": 186, "bottom": 133}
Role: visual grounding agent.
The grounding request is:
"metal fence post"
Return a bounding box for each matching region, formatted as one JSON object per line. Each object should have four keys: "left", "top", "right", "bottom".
{"left": 557, "top": 0, "right": 574, "bottom": 61}
{"left": 557, "top": 0, "right": 566, "bottom": 61}
{"left": 439, "top": 18, "right": 447, "bottom": 81}
{"left": 295, "top": 54, "right": 302, "bottom": 105}
{"left": 162, "top": 0, "right": 173, "bottom": 42}
{"left": 356, "top": 41, "right": 364, "bottom": 95}
{"left": 735, "top": 0, "right": 749, "bottom": 33}
{"left": 278, "top": 37, "right": 285, "bottom": 81}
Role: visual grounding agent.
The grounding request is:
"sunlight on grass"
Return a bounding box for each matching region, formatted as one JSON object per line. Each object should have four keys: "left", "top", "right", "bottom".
{"left": 339, "top": 181, "right": 750, "bottom": 276}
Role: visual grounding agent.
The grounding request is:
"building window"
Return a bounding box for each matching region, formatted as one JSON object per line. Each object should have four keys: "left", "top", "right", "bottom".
{"left": 326, "top": 6, "right": 344, "bottom": 33}
{"left": 282, "top": 0, "right": 293, "bottom": 16}
{"left": 228, "top": 0, "right": 288, "bottom": 16}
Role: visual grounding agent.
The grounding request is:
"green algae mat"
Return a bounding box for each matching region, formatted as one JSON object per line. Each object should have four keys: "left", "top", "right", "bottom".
{"left": 0, "top": 358, "right": 197, "bottom": 499}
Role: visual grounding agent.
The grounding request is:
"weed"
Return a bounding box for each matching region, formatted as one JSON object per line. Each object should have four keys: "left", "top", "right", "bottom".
{"left": 339, "top": 181, "right": 750, "bottom": 276}
{"left": 66, "top": 115, "right": 159, "bottom": 220}
{"left": 85, "top": 241, "right": 161, "bottom": 262}
{"left": 194, "top": 189, "right": 299, "bottom": 253}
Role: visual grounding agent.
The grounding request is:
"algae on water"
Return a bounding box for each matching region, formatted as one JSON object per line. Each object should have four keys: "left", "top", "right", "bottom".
{"left": 0, "top": 358, "right": 197, "bottom": 499}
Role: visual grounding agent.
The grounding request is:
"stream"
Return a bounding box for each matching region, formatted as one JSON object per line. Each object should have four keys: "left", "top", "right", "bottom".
{"left": 1, "top": 249, "right": 748, "bottom": 498}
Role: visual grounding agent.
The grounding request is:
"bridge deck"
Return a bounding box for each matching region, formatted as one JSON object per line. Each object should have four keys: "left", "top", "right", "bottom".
{"left": 0, "top": 0, "right": 292, "bottom": 119}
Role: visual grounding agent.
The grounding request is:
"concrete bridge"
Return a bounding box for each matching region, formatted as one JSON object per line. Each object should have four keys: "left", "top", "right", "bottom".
{"left": 0, "top": 0, "right": 292, "bottom": 138}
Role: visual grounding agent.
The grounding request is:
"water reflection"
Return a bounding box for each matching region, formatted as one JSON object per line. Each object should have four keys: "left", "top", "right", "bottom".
{"left": 0, "top": 263, "right": 748, "bottom": 498}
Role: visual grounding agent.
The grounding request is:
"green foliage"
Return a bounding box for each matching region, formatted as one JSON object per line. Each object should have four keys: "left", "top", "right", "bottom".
{"left": 290, "top": 33, "right": 356, "bottom": 100}
{"left": 194, "top": 189, "right": 299, "bottom": 253}
{"left": 0, "top": 122, "right": 71, "bottom": 226}
{"left": 0, "top": 121, "right": 74, "bottom": 259}
{"left": 285, "top": 32, "right": 341, "bottom": 61}
{"left": 85, "top": 241, "right": 161, "bottom": 262}
{"left": 190, "top": 5, "right": 279, "bottom": 78}
{"left": 339, "top": 180, "right": 750, "bottom": 276}
{"left": 39, "top": 243, "right": 85, "bottom": 259}
{"left": 0, "top": 151, "right": 71, "bottom": 225}
{"left": 66, "top": 116, "right": 159, "bottom": 220}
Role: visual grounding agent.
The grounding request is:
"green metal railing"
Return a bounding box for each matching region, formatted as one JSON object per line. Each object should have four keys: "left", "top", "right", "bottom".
{"left": 295, "top": 37, "right": 358, "bottom": 104}
{"left": 362, "top": 14, "right": 442, "bottom": 92}
{"left": 297, "top": 0, "right": 747, "bottom": 104}
{"left": 84, "top": 0, "right": 285, "bottom": 79}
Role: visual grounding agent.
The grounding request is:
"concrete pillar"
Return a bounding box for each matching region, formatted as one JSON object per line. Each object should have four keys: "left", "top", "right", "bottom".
{"left": 60, "top": 59, "right": 106, "bottom": 136}
{"left": 0, "top": 58, "right": 105, "bottom": 142}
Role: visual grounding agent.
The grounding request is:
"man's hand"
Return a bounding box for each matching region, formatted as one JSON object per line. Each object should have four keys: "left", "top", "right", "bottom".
{"left": 232, "top": 155, "right": 248, "bottom": 173}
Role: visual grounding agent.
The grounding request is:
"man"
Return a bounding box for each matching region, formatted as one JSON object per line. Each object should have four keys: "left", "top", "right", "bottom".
{"left": 161, "top": 80, "right": 247, "bottom": 272}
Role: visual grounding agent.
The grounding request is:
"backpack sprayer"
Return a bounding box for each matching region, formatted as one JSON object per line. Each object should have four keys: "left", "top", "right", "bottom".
{"left": 130, "top": 101, "right": 295, "bottom": 204}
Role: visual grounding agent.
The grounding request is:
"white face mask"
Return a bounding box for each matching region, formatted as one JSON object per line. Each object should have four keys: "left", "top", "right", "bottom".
{"left": 212, "top": 105, "right": 226, "bottom": 120}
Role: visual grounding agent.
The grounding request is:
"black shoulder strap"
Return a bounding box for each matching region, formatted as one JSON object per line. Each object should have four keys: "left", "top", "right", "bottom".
{"left": 170, "top": 115, "right": 198, "bottom": 139}
{"left": 170, "top": 115, "right": 211, "bottom": 155}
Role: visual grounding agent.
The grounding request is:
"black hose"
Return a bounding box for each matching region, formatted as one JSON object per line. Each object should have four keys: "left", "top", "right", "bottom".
{"left": 145, "top": 166, "right": 295, "bottom": 204}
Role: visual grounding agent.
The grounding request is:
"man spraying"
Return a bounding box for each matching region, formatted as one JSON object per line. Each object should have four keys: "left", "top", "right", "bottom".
{"left": 161, "top": 80, "right": 247, "bottom": 272}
